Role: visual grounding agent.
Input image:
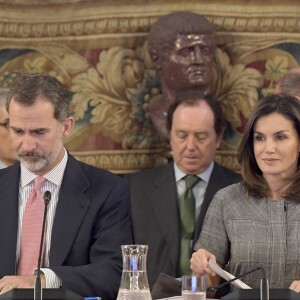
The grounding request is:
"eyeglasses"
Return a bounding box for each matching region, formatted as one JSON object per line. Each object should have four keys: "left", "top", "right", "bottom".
{"left": 0, "top": 119, "right": 9, "bottom": 130}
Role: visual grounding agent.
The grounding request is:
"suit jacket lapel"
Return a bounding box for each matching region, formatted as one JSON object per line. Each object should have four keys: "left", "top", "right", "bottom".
{"left": 150, "top": 163, "right": 179, "bottom": 269}
{"left": 0, "top": 164, "right": 20, "bottom": 276}
{"left": 49, "top": 156, "right": 91, "bottom": 266}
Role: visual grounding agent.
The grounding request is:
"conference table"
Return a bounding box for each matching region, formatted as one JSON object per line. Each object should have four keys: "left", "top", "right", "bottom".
{"left": 159, "top": 297, "right": 214, "bottom": 300}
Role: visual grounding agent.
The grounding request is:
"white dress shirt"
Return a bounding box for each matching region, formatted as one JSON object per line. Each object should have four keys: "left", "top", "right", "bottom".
{"left": 0, "top": 160, "right": 7, "bottom": 169}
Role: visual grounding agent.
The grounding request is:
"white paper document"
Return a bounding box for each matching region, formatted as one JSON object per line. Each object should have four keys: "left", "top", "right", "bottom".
{"left": 208, "top": 260, "right": 252, "bottom": 289}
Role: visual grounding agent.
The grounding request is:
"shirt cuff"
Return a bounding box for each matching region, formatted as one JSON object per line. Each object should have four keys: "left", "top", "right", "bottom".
{"left": 40, "top": 268, "right": 62, "bottom": 288}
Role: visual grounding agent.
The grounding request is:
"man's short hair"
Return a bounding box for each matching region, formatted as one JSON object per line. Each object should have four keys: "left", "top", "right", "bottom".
{"left": 0, "top": 89, "right": 9, "bottom": 107}
{"left": 276, "top": 69, "right": 300, "bottom": 97}
{"left": 7, "top": 73, "right": 71, "bottom": 122}
{"left": 166, "top": 89, "right": 225, "bottom": 136}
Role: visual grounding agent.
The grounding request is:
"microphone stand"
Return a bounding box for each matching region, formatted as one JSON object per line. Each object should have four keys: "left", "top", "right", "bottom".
{"left": 260, "top": 267, "right": 269, "bottom": 300}
{"left": 34, "top": 191, "right": 51, "bottom": 300}
{"left": 208, "top": 266, "right": 269, "bottom": 300}
{"left": 208, "top": 267, "right": 261, "bottom": 293}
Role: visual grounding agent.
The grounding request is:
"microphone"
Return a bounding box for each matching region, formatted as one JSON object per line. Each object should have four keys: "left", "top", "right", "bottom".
{"left": 207, "top": 266, "right": 262, "bottom": 293}
{"left": 34, "top": 191, "right": 51, "bottom": 300}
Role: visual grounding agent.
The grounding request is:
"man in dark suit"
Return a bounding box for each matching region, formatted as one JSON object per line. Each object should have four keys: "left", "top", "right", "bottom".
{"left": 0, "top": 88, "right": 16, "bottom": 168}
{"left": 0, "top": 73, "right": 132, "bottom": 300}
{"left": 126, "top": 90, "right": 241, "bottom": 288}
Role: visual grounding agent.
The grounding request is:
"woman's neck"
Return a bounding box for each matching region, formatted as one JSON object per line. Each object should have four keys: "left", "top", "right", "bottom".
{"left": 267, "top": 178, "right": 289, "bottom": 200}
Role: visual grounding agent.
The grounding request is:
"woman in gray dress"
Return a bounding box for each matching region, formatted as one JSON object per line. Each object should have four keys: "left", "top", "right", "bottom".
{"left": 191, "top": 93, "right": 300, "bottom": 292}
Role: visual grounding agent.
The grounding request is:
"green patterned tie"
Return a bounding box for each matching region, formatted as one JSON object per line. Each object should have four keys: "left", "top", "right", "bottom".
{"left": 179, "top": 175, "right": 200, "bottom": 275}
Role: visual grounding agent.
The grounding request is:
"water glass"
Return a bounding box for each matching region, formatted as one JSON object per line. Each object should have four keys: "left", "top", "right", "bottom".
{"left": 182, "top": 275, "right": 206, "bottom": 300}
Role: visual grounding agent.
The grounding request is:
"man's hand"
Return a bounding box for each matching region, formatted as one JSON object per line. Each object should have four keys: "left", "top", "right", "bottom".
{"left": 0, "top": 274, "right": 46, "bottom": 294}
{"left": 190, "top": 248, "right": 216, "bottom": 277}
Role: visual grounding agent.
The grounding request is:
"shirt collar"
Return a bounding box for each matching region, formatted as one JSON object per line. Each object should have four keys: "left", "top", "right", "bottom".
{"left": 20, "top": 148, "right": 68, "bottom": 188}
{"left": 174, "top": 161, "right": 214, "bottom": 184}
{"left": 0, "top": 160, "right": 7, "bottom": 169}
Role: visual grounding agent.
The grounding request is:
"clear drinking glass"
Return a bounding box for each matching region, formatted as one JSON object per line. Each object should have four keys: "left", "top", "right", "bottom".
{"left": 117, "top": 245, "right": 152, "bottom": 300}
{"left": 182, "top": 275, "right": 206, "bottom": 300}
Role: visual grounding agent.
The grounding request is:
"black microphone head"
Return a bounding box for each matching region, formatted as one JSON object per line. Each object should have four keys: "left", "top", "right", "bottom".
{"left": 207, "top": 285, "right": 218, "bottom": 293}
{"left": 43, "top": 191, "right": 51, "bottom": 205}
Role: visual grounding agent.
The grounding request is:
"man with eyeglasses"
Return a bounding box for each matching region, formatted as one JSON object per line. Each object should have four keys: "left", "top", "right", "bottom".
{"left": 0, "top": 88, "right": 16, "bottom": 168}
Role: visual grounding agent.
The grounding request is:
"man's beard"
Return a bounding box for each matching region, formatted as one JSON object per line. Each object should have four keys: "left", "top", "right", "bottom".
{"left": 16, "top": 138, "right": 62, "bottom": 172}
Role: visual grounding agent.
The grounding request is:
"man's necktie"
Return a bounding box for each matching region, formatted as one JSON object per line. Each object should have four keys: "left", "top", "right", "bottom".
{"left": 18, "top": 176, "right": 46, "bottom": 275}
{"left": 179, "top": 175, "right": 200, "bottom": 275}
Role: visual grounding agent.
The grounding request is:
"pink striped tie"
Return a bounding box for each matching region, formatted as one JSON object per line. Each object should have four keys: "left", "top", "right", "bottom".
{"left": 18, "top": 176, "right": 46, "bottom": 275}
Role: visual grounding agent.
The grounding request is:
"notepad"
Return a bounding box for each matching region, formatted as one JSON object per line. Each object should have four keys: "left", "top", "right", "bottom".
{"left": 208, "top": 260, "right": 252, "bottom": 289}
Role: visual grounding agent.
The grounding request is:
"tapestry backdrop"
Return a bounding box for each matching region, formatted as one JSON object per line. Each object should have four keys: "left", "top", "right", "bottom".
{"left": 0, "top": 0, "right": 299, "bottom": 173}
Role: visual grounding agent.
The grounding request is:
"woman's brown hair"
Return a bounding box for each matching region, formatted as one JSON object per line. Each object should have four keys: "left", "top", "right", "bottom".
{"left": 238, "top": 93, "right": 300, "bottom": 200}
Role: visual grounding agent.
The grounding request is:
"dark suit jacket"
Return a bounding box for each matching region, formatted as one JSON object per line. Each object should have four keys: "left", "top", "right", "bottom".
{"left": 125, "top": 162, "right": 241, "bottom": 288}
{"left": 0, "top": 154, "right": 132, "bottom": 300}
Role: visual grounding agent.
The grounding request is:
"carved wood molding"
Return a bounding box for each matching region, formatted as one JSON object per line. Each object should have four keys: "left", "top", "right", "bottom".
{"left": 71, "top": 149, "right": 239, "bottom": 174}
{"left": 71, "top": 149, "right": 169, "bottom": 174}
{"left": 0, "top": 1, "right": 299, "bottom": 39}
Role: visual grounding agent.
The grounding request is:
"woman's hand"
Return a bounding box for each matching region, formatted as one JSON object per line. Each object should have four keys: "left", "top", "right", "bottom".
{"left": 290, "top": 280, "right": 300, "bottom": 293}
{"left": 190, "top": 248, "right": 216, "bottom": 277}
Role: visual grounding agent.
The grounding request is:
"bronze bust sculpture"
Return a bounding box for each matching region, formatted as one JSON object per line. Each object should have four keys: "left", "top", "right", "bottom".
{"left": 148, "top": 11, "right": 216, "bottom": 137}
